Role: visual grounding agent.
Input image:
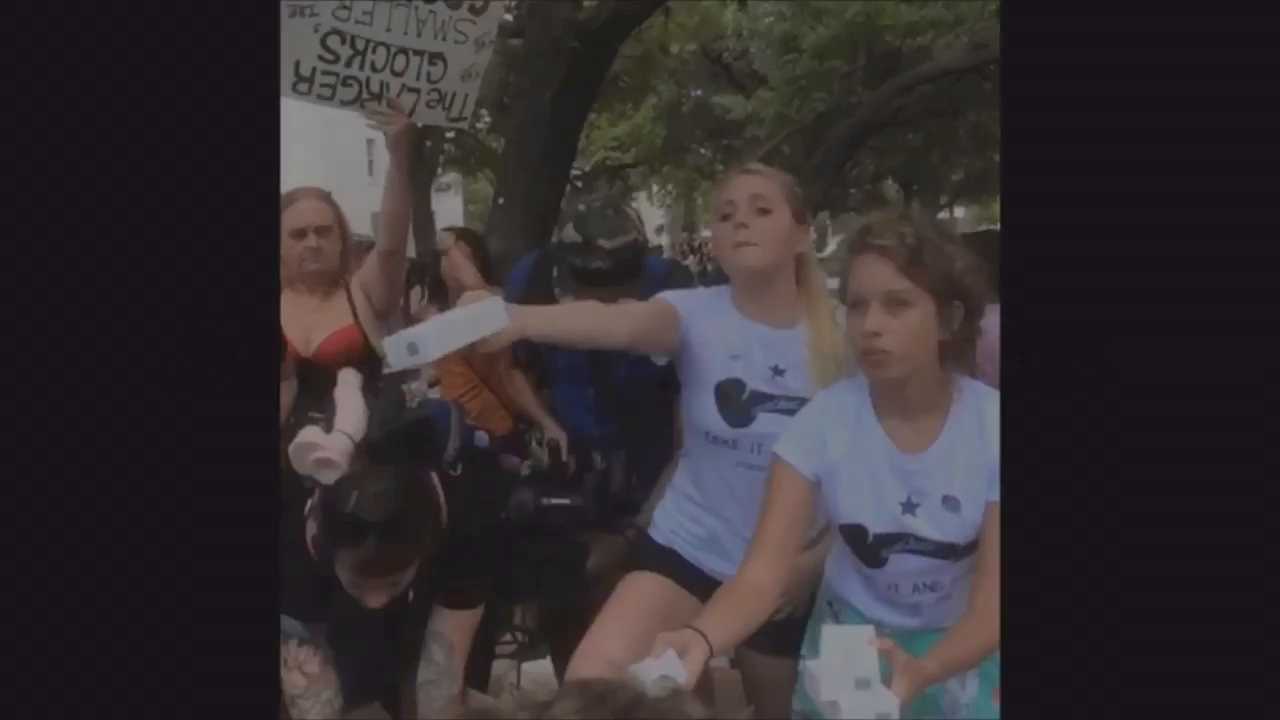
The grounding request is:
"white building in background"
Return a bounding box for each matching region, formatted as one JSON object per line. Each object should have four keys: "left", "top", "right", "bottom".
{"left": 631, "top": 191, "right": 673, "bottom": 253}
{"left": 281, "top": 98, "right": 463, "bottom": 257}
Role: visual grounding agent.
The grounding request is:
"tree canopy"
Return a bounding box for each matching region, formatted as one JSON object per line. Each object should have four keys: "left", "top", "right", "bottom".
{"left": 578, "top": 1, "right": 1000, "bottom": 215}
{"left": 416, "top": 0, "right": 1000, "bottom": 269}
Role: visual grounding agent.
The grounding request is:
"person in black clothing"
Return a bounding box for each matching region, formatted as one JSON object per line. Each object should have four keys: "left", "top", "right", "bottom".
{"left": 499, "top": 195, "right": 694, "bottom": 679}
{"left": 280, "top": 452, "right": 493, "bottom": 719}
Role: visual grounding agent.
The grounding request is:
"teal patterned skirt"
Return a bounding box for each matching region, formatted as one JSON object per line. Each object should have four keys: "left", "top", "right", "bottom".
{"left": 792, "top": 584, "right": 1000, "bottom": 719}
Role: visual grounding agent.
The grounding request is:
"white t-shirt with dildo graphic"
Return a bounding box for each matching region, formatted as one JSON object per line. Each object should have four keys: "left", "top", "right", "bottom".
{"left": 773, "top": 374, "right": 1000, "bottom": 631}
{"left": 648, "top": 285, "right": 824, "bottom": 581}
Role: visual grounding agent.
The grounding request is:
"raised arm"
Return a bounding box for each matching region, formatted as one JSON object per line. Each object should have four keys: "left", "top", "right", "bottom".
{"left": 654, "top": 457, "right": 818, "bottom": 687}
{"left": 355, "top": 99, "right": 416, "bottom": 321}
{"left": 459, "top": 290, "right": 683, "bottom": 357}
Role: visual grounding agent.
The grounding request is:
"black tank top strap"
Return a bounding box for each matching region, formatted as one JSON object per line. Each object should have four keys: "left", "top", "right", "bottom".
{"left": 343, "top": 282, "right": 385, "bottom": 383}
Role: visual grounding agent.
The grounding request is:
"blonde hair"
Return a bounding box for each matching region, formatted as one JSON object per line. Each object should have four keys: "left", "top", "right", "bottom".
{"left": 715, "top": 163, "right": 851, "bottom": 390}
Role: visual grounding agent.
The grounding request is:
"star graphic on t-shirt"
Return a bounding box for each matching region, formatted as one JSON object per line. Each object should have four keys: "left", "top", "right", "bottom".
{"left": 769, "top": 364, "right": 787, "bottom": 379}
{"left": 899, "top": 495, "right": 921, "bottom": 516}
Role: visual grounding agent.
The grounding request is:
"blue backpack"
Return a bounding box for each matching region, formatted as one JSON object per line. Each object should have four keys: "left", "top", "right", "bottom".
{"left": 504, "top": 251, "right": 692, "bottom": 482}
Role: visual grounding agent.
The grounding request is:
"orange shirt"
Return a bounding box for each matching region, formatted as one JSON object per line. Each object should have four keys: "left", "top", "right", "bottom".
{"left": 433, "top": 348, "right": 518, "bottom": 437}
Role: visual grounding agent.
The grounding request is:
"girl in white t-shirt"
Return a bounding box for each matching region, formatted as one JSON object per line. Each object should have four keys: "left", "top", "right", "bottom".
{"left": 461, "top": 164, "right": 851, "bottom": 716}
{"left": 653, "top": 208, "right": 1001, "bottom": 719}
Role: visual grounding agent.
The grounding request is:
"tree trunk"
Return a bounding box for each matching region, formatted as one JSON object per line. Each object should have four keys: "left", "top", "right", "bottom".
{"left": 484, "top": 0, "right": 667, "bottom": 281}
{"left": 679, "top": 181, "right": 699, "bottom": 239}
{"left": 798, "top": 35, "right": 999, "bottom": 214}
{"left": 410, "top": 125, "right": 445, "bottom": 261}
{"left": 667, "top": 192, "right": 687, "bottom": 260}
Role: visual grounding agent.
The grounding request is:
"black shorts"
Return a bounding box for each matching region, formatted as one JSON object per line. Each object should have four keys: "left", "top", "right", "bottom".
{"left": 627, "top": 532, "right": 813, "bottom": 658}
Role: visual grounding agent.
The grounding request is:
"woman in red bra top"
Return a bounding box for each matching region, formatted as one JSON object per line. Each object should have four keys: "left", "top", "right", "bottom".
{"left": 280, "top": 99, "right": 414, "bottom": 434}
{"left": 279, "top": 99, "right": 416, "bottom": 624}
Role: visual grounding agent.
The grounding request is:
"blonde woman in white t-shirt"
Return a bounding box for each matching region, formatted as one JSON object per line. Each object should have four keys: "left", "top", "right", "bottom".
{"left": 652, "top": 208, "right": 1001, "bottom": 719}
{"left": 460, "top": 164, "right": 850, "bottom": 717}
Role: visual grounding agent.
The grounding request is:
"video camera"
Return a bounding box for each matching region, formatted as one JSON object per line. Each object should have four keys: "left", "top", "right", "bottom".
{"left": 498, "top": 438, "right": 653, "bottom": 534}
{"left": 328, "top": 369, "right": 645, "bottom": 537}
{"left": 501, "top": 439, "right": 590, "bottom": 530}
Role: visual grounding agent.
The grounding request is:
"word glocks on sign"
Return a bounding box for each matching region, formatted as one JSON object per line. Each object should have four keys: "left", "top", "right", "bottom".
{"left": 281, "top": 1, "right": 504, "bottom": 128}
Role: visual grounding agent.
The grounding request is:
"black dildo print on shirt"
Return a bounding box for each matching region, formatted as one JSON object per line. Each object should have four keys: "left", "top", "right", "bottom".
{"left": 714, "top": 377, "right": 808, "bottom": 429}
{"left": 838, "top": 523, "right": 979, "bottom": 570}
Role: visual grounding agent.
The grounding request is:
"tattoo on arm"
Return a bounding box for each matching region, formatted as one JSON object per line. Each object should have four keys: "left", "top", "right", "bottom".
{"left": 414, "top": 629, "right": 463, "bottom": 716}
{"left": 283, "top": 686, "right": 343, "bottom": 720}
{"left": 280, "top": 638, "right": 344, "bottom": 720}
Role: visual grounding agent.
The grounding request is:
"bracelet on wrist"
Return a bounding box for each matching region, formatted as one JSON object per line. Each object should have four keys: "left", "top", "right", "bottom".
{"left": 684, "top": 624, "right": 714, "bottom": 658}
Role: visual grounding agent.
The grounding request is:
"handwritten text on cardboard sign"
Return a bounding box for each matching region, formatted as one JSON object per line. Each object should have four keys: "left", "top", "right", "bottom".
{"left": 281, "top": 1, "right": 503, "bottom": 128}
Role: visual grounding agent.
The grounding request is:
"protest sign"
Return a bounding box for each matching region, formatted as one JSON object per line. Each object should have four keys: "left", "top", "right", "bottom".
{"left": 281, "top": 1, "right": 504, "bottom": 128}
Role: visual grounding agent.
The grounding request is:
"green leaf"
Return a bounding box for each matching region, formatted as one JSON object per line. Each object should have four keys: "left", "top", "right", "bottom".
{"left": 709, "top": 94, "right": 751, "bottom": 121}
{"left": 563, "top": 0, "right": 999, "bottom": 215}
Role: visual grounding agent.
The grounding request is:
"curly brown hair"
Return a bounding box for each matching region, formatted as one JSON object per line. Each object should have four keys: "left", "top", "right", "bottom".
{"left": 842, "top": 206, "right": 992, "bottom": 374}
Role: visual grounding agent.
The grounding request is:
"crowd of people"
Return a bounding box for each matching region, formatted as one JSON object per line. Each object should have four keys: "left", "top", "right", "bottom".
{"left": 280, "top": 100, "right": 1001, "bottom": 719}
{"left": 672, "top": 231, "right": 729, "bottom": 287}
